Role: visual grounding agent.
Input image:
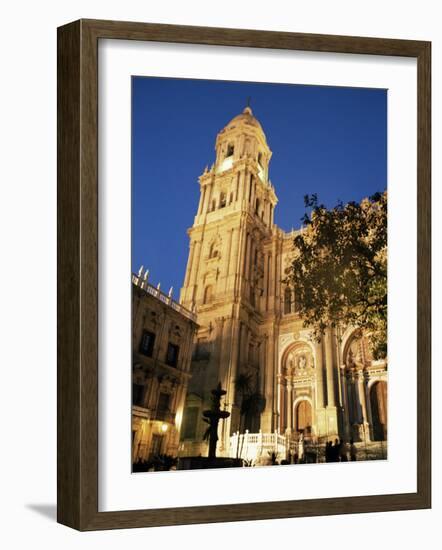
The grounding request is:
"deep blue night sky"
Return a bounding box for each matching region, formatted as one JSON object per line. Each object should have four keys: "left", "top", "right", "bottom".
{"left": 132, "top": 77, "right": 387, "bottom": 297}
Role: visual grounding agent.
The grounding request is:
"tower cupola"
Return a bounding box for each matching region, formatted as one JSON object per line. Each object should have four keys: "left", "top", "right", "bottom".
{"left": 214, "top": 106, "right": 272, "bottom": 182}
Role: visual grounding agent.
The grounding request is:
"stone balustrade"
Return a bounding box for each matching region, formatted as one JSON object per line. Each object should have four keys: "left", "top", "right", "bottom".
{"left": 229, "top": 430, "right": 288, "bottom": 464}
{"left": 132, "top": 272, "right": 197, "bottom": 322}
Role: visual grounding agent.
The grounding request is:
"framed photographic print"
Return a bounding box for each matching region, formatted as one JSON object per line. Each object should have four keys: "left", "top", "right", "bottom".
{"left": 57, "top": 19, "right": 431, "bottom": 530}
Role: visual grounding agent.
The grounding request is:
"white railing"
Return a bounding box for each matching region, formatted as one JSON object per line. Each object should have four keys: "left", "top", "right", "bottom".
{"left": 229, "top": 430, "right": 288, "bottom": 464}
{"left": 132, "top": 273, "right": 197, "bottom": 322}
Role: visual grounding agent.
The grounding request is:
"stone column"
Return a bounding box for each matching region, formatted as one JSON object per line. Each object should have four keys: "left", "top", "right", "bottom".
{"left": 340, "top": 367, "right": 350, "bottom": 439}
{"left": 223, "top": 228, "right": 233, "bottom": 280}
{"left": 228, "top": 227, "right": 239, "bottom": 276}
{"left": 240, "top": 170, "right": 248, "bottom": 205}
{"left": 219, "top": 322, "right": 231, "bottom": 455}
{"left": 357, "top": 370, "right": 370, "bottom": 441}
{"left": 219, "top": 318, "right": 232, "bottom": 389}
{"left": 264, "top": 252, "right": 270, "bottom": 311}
{"left": 260, "top": 333, "right": 274, "bottom": 433}
{"left": 227, "top": 227, "right": 239, "bottom": 295}
{"left": 250, "top": 175, "right": 255, "bottom": 204}
{"left": 258, "top": 339, "right": 265, "bottom": 395}
{"left": 244, "top": 234, "right": 252, "bottom": 291}
{"left": 364, "top": 376, "right": 374, "bottom": 440}
{"left": 183, "top": 241, "right": 195, "bottom": 288}
{"left": 278, "top": 377, "right": 285, "bottom": 431}
{"left": 227, "top": 320, "right": 242, "bottom": 434}
{"left": 357, "top": 371, "right": 367, "bottom": 422}
{"left": 274, "top": 240, "right": 281, "bottom": 312}
{"left": 203, "top": 183, "right": 212, "bottom": 213}
{"left": 314, "top": 340, "right": 325, "bottom": 408}
{"left": 197, "top": 186, "right": 205, "bottom": 216}
{"left": 268, "top": 250, "right": 275, "bottom": 311}
{"left": 190, "top": 241, "right": 201, "bottom": 286}
{"left": 227, "top": 320, "right": 240, "bottom": 404}
{"left": 325, "top": 328, "right": 336, "bottom": 407}
{"left": 348, "top": 371, "right": 358, "bottom": 423}
{"left": 248, "top": 239, "right": 254, "bottom": 282}
{"left": 240, "top": 323, "right": 248, "bottom": 372}
{"left": 287, "top": 383, "right": 293, "bottom": 431}
{"left": 235, "top": 172, "right": 240, "bottom": 202}
{"left": 190, "top": 240, "right": 202, "bottom": 305}
{"left": 242, "top": 233, "right": 251, "bottom": 279}
{"left": 234, "top": 224, "right": 246, "bottom": 299}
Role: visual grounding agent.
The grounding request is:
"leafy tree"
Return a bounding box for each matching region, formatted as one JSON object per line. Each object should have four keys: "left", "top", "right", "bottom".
{"left": 285, "top": 191, "right": 387, "bottom": 359}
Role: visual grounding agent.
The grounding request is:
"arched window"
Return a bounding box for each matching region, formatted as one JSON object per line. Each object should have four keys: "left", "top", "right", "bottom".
{"left": 203, "top": 285, "right": 213, "bottom": 304}
{"left": 219, "top": 192, "right": 226, "bottom": 208}
{"left": 370, "top": 381, "right": 388, "bottom": 441}
{"left": 226, "top": 143, "right": 234, "bottom": 157}
{"left": 255, "top": 198, "right": 260, "bottom": 215}
{"left": 211, "top": 199, "right": 216, "bottom": 212}
{"left": 284, "top": 287, "right": 292, "bottom": 314}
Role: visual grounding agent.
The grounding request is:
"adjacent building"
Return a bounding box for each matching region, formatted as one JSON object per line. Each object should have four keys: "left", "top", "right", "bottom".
{"left": 131, "top": 271, "right": 198, "bottom": 464}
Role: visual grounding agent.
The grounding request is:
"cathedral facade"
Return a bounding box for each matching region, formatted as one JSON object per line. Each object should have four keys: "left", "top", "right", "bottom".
{"left": 177, "top": 107, "right": 388, "bottom": 461}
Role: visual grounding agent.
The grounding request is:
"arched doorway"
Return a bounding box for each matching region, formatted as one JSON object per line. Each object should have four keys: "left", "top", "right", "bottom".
{"left": 370, "top": 381, "right": 387, "bottom": 441}
{"left": 296, "top": 400, "right": 312, "bottom": 434}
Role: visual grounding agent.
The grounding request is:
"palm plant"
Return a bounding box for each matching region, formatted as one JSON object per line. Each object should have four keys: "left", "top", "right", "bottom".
{"left": 234, "top": 372, "right": 265, "bottom": 458}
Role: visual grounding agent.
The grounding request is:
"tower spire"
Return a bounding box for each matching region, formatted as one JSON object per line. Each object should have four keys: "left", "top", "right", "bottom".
{"left": 244, "top": 96, "right": 252, "bottom": 115}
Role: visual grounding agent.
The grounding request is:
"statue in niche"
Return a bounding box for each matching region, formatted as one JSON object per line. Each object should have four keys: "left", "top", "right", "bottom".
{"left": 298, "top": 355, "right": 307, "bottom": 370}
{"left": 347, "top": 348, "right": 356, "bottom": 368}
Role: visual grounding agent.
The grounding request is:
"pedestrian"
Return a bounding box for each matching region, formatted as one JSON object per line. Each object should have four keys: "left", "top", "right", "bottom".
{"left": 325, "top": 441, "right": 331, "bottom": 462}
{"left": 350, "top": 438, "right": 357, "bottom": 461}
{"left": 298, "top": 432, "right": 304, "bottom": 462}
{"left": 339, "top": 439, "right": 349, "bottom": 462}
{"left": 330, "top": 438, "right": 340, "bottom": 462}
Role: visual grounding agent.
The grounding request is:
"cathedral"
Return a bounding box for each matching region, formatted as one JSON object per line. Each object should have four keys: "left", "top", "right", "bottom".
{"left": 176, "top": 105, "right": 388, "bottom": 463}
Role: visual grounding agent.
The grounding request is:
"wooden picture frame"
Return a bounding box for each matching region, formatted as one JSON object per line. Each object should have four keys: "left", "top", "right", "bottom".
{"left": 57, "top": 19, "right": 431, "bottom": 531}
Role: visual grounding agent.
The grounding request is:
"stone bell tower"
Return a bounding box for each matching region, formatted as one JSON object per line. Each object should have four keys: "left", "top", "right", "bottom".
{"left": 180, "top": 106, "right": 278, "bottom": 455}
